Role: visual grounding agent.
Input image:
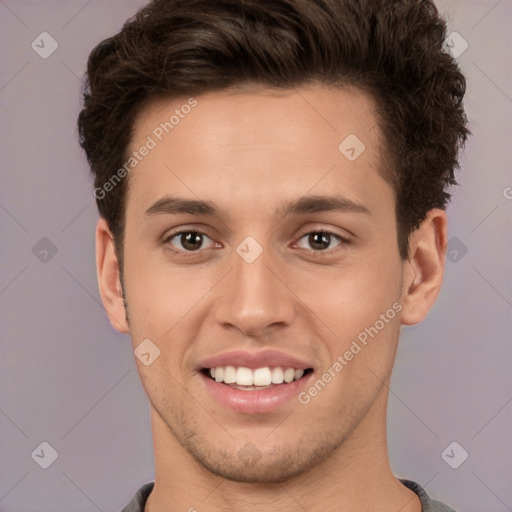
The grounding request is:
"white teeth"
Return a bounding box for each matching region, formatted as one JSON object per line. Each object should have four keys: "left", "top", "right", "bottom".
{"left": 206, "top": 365, "right": 308, "bottom": 387}
{"left": 253, "top": 367, "right": 272, "bottom": 386}
{"left": 283, "top": 368, "right": 295, "bottom": 383}
{"left": 271, "top": 367, "right": 284, "bottom": 384}
{"left": 214, "top": 367, "right": 224, "bottom": 383}
{"left": 294, "top": 369, "right": 304, "bottom": 380}
{"left": 223, "top": 365, "right": 237, "bottom": 384}
{"left": 236, "top": 367, "right": 254, "bottom": 386}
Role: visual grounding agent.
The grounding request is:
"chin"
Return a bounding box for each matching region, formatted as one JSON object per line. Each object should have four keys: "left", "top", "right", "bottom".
{"left": 203, "top": 460, "right": 308, "bottom": 484}
{"left": 186, "top": 435, "right": 342, "bottom": 485}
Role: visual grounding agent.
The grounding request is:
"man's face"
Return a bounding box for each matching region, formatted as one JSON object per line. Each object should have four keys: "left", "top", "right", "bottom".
{"left": 120, "top": 84, "right": 405, "bottom": 482}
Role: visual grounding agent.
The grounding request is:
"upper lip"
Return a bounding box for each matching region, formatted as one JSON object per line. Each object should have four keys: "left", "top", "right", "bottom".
{"left": 198, "top": 349, "right": 313, "bottom": 371}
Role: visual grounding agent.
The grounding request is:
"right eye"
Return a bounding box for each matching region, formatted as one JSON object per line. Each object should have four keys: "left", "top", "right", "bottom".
{"left": 164, "top": 230, "right": 217, "bottom": 252}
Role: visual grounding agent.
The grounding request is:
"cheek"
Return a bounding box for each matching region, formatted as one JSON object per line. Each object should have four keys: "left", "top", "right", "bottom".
{"left": 293, "top": 250, "right": 403, "bottom": 372}
{"left": 122, "top": 253, "right": 220, "bottom": 376}
{"left": 293, "top": 251, "right": 402, "bottom": 324}
{"left": 122, "top": 239, "right": 205, "bottom": 326}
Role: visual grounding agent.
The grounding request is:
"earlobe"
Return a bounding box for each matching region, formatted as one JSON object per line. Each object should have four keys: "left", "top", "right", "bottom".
{"left": 400, "top": 208, "right": 448, "bottom": 326}
{"left": 95, "top": 218, "right": 130, "bottom": 333}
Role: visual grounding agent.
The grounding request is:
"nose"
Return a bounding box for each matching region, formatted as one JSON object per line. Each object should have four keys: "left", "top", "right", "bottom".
{"left": 213, "top": 241, "right": 295, "bottom": 337}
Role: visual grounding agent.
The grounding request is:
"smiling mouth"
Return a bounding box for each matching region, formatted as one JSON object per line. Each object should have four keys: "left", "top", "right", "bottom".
{"left": 201, "top": 366, "right": 314, "bottom": 390}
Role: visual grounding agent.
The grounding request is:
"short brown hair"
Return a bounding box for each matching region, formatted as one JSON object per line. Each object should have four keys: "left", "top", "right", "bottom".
{"left": 77, "top": 0, "right": 469, "bottom": 267}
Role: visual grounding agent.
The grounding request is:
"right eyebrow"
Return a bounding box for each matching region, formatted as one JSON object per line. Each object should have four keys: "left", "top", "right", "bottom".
{"left": 144, "top": 196, "right": 222, "bottom": 218}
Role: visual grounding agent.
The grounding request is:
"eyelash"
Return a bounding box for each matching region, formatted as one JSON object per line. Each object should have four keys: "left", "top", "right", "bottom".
{"left": 162, "top": 229, "right": 350, "bottom": 257}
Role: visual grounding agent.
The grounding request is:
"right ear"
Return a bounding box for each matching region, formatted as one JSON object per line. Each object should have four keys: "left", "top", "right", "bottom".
{"left": 95, "top": 218, "right": 130, "bottom": 333}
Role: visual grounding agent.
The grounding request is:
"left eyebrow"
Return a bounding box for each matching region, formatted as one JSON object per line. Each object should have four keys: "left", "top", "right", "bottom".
{"left": 277, "top": 194, "right": 371, "bottom": 217}
{"left": 144, "top": 193, "right": 371, "bottom": 220}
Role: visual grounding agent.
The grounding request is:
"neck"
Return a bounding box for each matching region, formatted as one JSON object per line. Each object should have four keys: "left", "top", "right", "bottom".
{"left": 145, "top": 385, "right": 421, "bottom": 512}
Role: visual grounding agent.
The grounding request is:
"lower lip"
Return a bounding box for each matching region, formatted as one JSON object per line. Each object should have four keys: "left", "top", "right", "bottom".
{"left": 200, "top": 372, "right": 313, "bottom": 414}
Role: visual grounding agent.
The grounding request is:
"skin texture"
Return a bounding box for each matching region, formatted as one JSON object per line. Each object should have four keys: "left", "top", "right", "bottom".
{"left": 96, "top": 84, "right": 447, "bottom": 512}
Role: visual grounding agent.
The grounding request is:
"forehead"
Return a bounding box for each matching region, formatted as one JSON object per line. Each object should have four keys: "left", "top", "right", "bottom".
{"left": 126, "top": 84, "right": 392, "bottom": 217}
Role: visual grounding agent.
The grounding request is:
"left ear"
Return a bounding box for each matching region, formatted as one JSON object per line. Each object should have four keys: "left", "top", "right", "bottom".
{"left": 400, "top": 208, "right": 448, "bottom": 326}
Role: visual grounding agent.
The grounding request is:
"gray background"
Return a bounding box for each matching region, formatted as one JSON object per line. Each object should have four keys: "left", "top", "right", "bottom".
{"left": 1, "top": 1, "right": 511, "bottom": 511}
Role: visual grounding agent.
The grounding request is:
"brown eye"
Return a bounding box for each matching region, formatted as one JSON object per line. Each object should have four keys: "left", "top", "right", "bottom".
{"left": 165, "top": 231, "right": 215, "bottom": 252}
{"left": 296, "top": 231, "right": 345, "bottom": 251}
{"left": 180, "top": 232, "right": 203, "bottom": 251}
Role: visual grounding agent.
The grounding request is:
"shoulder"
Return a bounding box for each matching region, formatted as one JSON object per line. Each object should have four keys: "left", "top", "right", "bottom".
{"left": 400, "top": 479, "right": 458, "bottom": 512}
{"left": 121, "top": 482, "right": 155, "bottom": 512}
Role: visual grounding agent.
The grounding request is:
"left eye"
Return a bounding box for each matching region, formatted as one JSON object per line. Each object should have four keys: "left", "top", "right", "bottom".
{"left": 165, "top": 231, "right": 216, "bottom": 251}
{"left": 295, "top": 231, "right": 344, "bottom": 251}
